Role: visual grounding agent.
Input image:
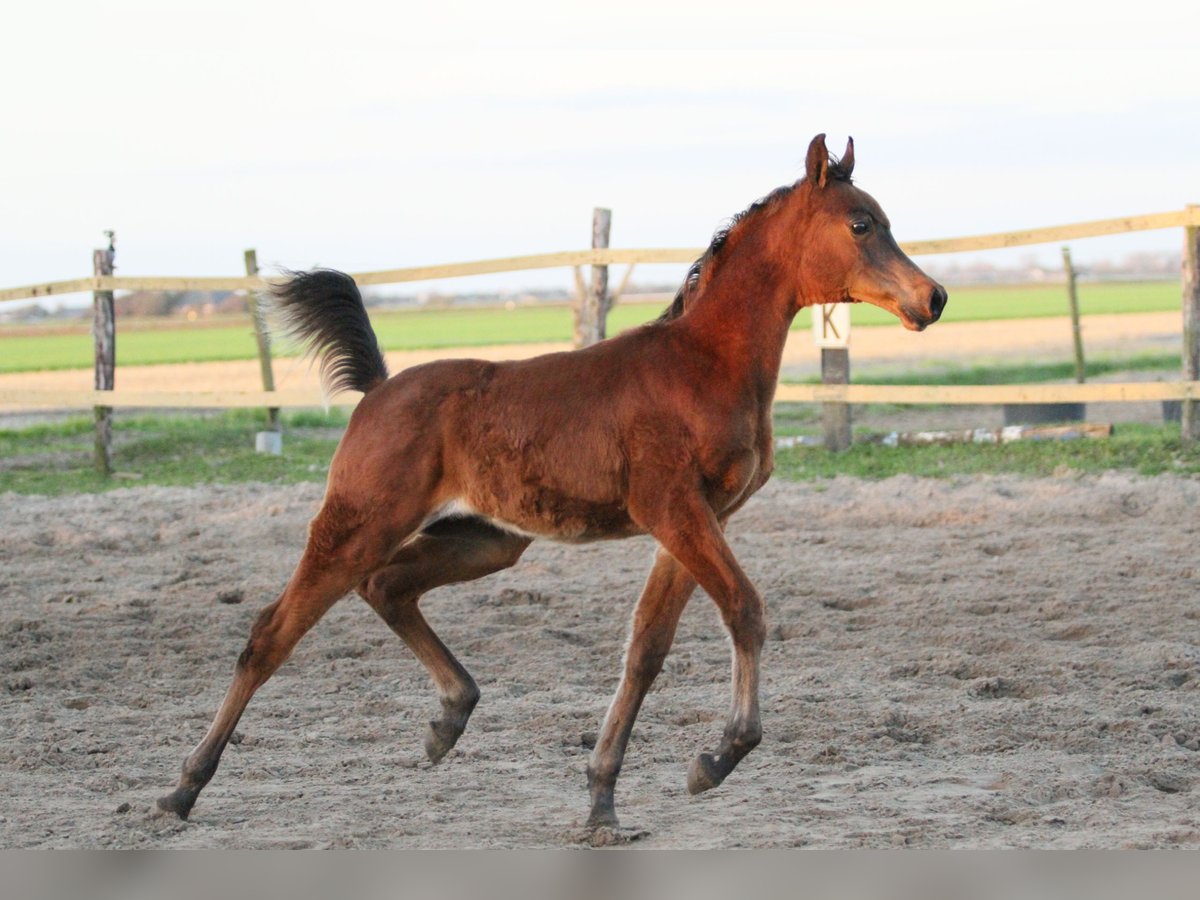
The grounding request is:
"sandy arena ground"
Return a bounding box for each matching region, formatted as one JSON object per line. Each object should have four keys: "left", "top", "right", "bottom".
{"left": 1, "top": 309, "right": 1195, "bottom": 847}
{"left": 3, "top": 472, "right": 1200, "bottom": 848}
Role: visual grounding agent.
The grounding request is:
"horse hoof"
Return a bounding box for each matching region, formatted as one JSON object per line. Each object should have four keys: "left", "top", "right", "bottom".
{"left": 574, "top": 824, "right": 648, "bottom": 847}
{"left": 156, "top": 789, "right": 196, "bottom": 820}
{"left": 686, "top": 753, "right": 723, "bottom": 795}
{"left": 424, "top": 720, "right": 462, "bottom": 764}
{"left": 586, "top": 807, "right": 619, "bottom": 831}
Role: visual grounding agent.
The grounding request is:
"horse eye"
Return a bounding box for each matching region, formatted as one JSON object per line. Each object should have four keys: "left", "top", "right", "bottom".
{"left": 850, "top": 220, "right": 871, "bottom": 236}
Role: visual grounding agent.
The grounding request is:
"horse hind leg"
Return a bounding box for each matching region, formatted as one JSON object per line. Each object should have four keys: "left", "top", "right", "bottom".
{"left": 157, "top": 492, "right": 423, "bottom": 820}
{"left": 357, "top": 517, "right": 531, "bottom": 763}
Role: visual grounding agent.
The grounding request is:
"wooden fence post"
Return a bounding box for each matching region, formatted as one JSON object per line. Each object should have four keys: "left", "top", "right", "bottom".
{"left": 92, "top": 232, "right": 116, "bottom": 476}
{"left": 571, "top": 266, "right": 587, "bottom": 346}
{"left": 577, "top": 207, "right": 611, "bottom": 347}
{"left": 243, "top": 249, "right": 279, "bottom": 432}
{"left": 1062, "top": 246, "right": 1086, "bottom": 384}
{"left": 821, "top": 347, "right": 852, "bottom": 452}
{"left": 1183, "top": 205, "right": 1200, "bottom": 444}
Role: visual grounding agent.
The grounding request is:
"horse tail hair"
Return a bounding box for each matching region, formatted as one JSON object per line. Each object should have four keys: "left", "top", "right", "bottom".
{"left": 266, "top": 269, "right": 389, "bottom": 395}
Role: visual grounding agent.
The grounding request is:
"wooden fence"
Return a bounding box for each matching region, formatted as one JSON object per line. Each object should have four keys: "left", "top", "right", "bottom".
{"left": 3, "top": 205, "right": 1199, "bottom": 435}
{"left": 5, "top": 208, "right": 1199, "bottom": 305}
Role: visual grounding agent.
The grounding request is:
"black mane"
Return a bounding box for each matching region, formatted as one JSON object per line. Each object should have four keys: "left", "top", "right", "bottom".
{"left": 658, "top": 159, "right": 852, "bottom": 322}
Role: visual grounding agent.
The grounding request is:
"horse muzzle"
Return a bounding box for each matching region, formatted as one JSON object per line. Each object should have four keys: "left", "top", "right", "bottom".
{"left": 902, "top": 284, "right": 948, "bottom": 331}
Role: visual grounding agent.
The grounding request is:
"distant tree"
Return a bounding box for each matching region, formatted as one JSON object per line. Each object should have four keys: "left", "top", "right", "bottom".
{"left": 115, "top": 291, "right": 172, "bottom": 316}
{"left": 214, "top": 293, "right": 249, "bottom": 314}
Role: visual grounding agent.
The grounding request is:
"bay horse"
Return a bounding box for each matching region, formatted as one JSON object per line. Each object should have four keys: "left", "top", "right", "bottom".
{"left": 158, "top": 134, "right": 946, "bottom": 834}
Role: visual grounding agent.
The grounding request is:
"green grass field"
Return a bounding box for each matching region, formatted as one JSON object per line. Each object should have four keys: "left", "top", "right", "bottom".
{"left": 2, "top": 408, "right": 1197, "bottom": 496}
{"left": 0, "top": 281, "right": 1179, "bottom": 374}
{"left": 784, "top": 350, "right": 1181, "bottom": 388}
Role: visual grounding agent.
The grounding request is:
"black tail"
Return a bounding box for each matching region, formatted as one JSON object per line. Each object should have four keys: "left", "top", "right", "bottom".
{"left": 267, "top": 269, "right": 389, "bottom": 395}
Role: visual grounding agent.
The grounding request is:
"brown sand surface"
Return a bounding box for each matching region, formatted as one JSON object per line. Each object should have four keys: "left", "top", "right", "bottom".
{"left": 3, "top": 473, "right": 1200, "bottom": 848}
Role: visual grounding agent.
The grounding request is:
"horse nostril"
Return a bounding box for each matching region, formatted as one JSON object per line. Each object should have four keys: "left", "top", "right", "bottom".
{"left": 929, "top": 285, "right": 947, "bottom": 321}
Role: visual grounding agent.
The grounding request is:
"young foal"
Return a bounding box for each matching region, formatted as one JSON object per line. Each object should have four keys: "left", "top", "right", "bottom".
{"left": 158, "top": 134, "right": 946, "bottom": 832}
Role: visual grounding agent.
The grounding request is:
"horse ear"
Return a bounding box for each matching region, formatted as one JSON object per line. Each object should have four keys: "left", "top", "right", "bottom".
{"left": 805, "top": 133, "right": 829, "bottom": 188}
{"left": 841, "top": 137, "right": 855, "bottom": 178}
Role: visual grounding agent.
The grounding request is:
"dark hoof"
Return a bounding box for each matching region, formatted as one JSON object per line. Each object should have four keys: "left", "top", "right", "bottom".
{"left": 156, "top": 789, "right": 197, "bottom": 820}
{"left": 586, "top": 807, "right": 619, "bottom": 831}
{"left": 686, "top": 752, "right": 724, "bottom": 795}
{"left": 424, "top": 719, "right": 463, "bottom": 764}
{"left": 575, "top": 824, "right": 649, "bottom": 847}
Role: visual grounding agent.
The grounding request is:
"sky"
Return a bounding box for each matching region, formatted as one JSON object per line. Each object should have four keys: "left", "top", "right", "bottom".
{"left": 3, "top": 0, "right": 1198, "bottom": 308}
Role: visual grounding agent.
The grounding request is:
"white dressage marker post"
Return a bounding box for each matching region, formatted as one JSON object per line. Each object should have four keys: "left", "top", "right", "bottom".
{"left": 812, "top": 303, "right": 852, "bottom": 452}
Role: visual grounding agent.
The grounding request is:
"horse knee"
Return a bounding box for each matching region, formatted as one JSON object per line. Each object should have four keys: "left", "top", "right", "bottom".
{"left": 727, "top": 592, "right": 766, "bottom": 648}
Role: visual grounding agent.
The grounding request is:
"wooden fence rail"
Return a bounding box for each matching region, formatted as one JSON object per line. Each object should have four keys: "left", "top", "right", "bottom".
{"left": 6, "top": 381, "right": 1200, "bottom": 411}
{"left": 4, "top": 208, "right": 1200, "bottom": 305}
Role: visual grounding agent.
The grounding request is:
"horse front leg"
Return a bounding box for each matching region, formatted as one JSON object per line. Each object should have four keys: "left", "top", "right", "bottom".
{"left": 634, "top": 489, "right": 767, "bottom": 797}
{"left": 586, "top": 548, "right": 697, "bottom": 831}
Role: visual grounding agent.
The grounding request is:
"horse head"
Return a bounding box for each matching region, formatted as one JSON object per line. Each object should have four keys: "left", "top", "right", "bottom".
{"left": 794, "top": 134, "right": 947, "bottom": 331}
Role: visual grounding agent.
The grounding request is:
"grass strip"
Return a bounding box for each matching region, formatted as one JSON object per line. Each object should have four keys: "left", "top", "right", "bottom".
{"left": 3, "top": 410, "right": 1197, "bottom": 496}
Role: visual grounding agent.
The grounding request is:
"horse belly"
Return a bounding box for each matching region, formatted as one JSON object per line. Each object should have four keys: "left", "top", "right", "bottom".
{"left": 444, "top": 492, "right": 641, "bottom": 544}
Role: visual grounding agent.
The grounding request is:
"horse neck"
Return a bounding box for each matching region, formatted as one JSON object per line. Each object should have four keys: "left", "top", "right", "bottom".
{"left": 676, "top": 224, "right": 801, "bottom": 397}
